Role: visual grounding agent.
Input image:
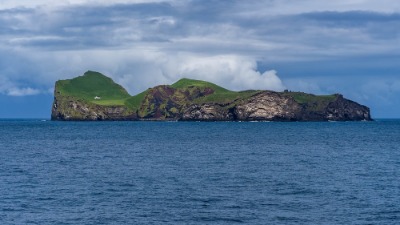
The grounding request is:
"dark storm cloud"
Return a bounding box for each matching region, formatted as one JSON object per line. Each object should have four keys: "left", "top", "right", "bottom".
{"left": 1, "top": 1, "right": 399, "bottom": 65}
{"left": 1, "top": 2, "right": 179, "bottom": 49}
{"left": 3, "top": 1, "right": 396, "bottom": 55}
{"left": 301, "top": 11, "right": 400, "bottom": 24}
{"left": 298, "top": 11, "right": 400, "bottom": 39}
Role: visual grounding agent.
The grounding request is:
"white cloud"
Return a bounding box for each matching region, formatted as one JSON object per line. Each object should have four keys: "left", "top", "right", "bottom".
{"left": 0, "top": 0, "right": 174, "bottom": 10}
{"left": 7, "top": 87, "right": 41, "bottom": 96}
{"left": 157, "top": 54, "right": 285, "bottom": 91}
{"left": 1, "top": 48, "right": 285, "bottom": 95}
{"left": 0, "top": 76, "right": 42, "bottom": 96}
{"left": 8, "top": 36, "right": 67, "bottom": 45}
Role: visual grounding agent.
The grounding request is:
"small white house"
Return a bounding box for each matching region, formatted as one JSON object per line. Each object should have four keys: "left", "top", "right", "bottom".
{"left": 94, "top": 96, "right": 101, "bottom": 100}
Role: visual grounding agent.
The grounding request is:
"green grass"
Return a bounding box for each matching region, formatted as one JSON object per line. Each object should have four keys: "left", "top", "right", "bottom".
{"left": 91, "top": 99, "right": 127, "bottom": 106}
{"left": 283, "top": 92, "right": 336, "bottom": 104}
{"left": 56, "top": 71, "right": 131, "bottom": 104}
{"left": 171, "top": 78, "right": 230, "bottom": 93}
{"left": 283, "top": 92, "right": 337, "bottom": 111}
{"left": 125, "top": 90, "right": 149, "bottom": 110}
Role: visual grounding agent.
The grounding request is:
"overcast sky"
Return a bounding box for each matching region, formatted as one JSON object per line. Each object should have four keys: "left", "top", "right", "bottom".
{"left": 1, "top": 0, "right": 399, "bottom": 118}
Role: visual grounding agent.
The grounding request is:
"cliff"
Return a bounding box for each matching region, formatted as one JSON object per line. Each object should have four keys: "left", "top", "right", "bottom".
{"left": 51, "top": 71, "right": 372, "bottom": 121}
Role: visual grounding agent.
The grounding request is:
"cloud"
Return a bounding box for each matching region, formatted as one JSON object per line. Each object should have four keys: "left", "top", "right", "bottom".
{"left": 1, "top": 1, "right": 399, "bottom": 63}
{"left": 2, "top": 1, "right": 399, "bottom": 59}
{"left": 156, "top": 54, "right": 285, "bottom": 91}
{"left": 0, "top": 46, "right": 285, "bottom": 96}
{"left": 1, "top": 2, "right": 398, "bottom": 83}
{"left": 0, "top": 0, "right": 174, "bottom": 10}
{"left": 0, "top": 76, "right": 42, "bottom": 96}
{"left": 232, "top": 0, "right": 400, "bottom": 15}
{"left": 53, "top": 50, "right": 286, "bottom": 93}
{"left": 7, "top": 87, "right": 41, "bottom": 96}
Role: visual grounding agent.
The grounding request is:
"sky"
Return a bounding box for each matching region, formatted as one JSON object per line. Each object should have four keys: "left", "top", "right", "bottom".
{"left": 1, "top": 0, "right": 399, "bottom": 118}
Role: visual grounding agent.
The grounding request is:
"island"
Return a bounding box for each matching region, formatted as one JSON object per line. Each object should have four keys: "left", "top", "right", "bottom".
{"left": 51, "top": 71, "right": 372, "bottom": 121}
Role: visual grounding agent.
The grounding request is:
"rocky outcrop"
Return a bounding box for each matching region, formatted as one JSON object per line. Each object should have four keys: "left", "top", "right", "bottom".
{"left": 51, "top": 95, "right": 136, "bottom": 121}
{"left": 182, "top": 103, "right": 233, "bottom": 121}
{"left": 233, "top": 91, "right": 301, "bottom": 121}
{"left": 180, "top": 92, "right": 371, "bottom": 121}
{"left": 180, "top": 91, "right": 302, "bottom": 121}
{"left": 324, "top": 95, "right": 371, "bottom": 121}
{"left": 137, "top": 85, "right": 214, "bottom": 119}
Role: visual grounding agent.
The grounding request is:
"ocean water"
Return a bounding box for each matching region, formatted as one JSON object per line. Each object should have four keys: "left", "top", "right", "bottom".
{"left": 0, "top": 120, "right": 399, "bottom": 224}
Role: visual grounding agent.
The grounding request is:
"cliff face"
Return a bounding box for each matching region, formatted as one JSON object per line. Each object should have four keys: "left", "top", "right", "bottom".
{"left": 51, "top": 71, "right": 372, "bottom": 121}
{"left": 181, "top": 91, "right": 301, "bottom": 121}
{"left": 234, "top": 91, "right": 301, "bottom": 121}
{"left": 136, "top": 85, "right": 214, "bottom": 119}
{"left": 51, "top": 94, "right": 136, "bottom": 121}
{"left": 180, "top": 92, "right": 371, "bottom": 121}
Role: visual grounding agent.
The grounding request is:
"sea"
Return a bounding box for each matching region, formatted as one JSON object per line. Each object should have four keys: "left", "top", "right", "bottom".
{"left": 0, "top": 119, "right": 399, "bottom": 224}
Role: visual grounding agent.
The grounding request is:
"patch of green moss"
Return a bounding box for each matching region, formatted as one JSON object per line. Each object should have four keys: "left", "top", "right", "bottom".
{"left": 169, "top": 107, "right": 178, "bottom": 114}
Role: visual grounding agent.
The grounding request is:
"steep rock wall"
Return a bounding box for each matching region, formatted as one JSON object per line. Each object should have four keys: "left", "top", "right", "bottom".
{"left": 51, "top": 95, "right": 135, "bottom": 121}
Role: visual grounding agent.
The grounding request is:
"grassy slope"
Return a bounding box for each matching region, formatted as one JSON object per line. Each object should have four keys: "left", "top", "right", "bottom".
{"left": 171, "top": 78, "right": 261, "bottom": 104}
{"left": 125, "top": 90, "right": 149, "bottom": 110}
{"left": 56, "top": 71, "right": 131, "bottom": 106}
{"left": 171, "top": 78, "right": 229, "bottom": 91}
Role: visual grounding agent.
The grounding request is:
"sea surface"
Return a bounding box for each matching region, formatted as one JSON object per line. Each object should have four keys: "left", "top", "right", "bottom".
{"left": 0, "top": 119, "right": 399, "bottom": 224}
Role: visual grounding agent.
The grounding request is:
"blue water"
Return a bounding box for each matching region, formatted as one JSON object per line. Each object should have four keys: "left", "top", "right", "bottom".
{"left": 0, "top": 120, "right": 399, "bottom": 224}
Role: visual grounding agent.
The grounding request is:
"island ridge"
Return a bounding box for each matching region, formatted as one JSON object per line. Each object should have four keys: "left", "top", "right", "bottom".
{"left": 51, "top": 71, "right": 372, "bottom": 121}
